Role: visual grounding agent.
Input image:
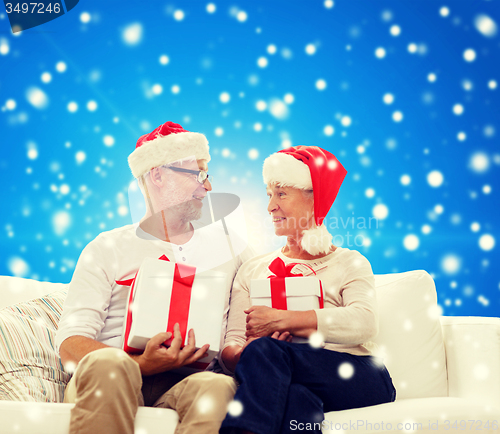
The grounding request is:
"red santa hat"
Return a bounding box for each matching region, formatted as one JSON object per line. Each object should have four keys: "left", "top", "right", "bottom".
{"left": 128, "top": 121, "right": 210, "bottom": 178}
{"left": 263, "top": 146, "right": 347, "bottom": 255}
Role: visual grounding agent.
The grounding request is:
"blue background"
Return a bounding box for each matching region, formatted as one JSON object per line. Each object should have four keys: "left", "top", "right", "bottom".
{"left": 1, "top": 0, "right": 498, "bottom": 317}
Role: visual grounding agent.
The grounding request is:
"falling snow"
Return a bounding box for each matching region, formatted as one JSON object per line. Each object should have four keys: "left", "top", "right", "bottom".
{"left": 55, "top": 61, "right": 67, "bottom": 73}
{"left": 324, "top": 125, "right": 334, "bottom": 136}
{"left": 227, "top": 400, "right": 244, "bottom": 417}
{"left": 173, "top": 10, "right": 185, "bottom": 21}
{"left": 26, "top": 87, "right": 49, "bottom": 109}
{"left": 315, "top": 79, "right": 327, "bottom": 90}
{"left": 308, "top": 331, "right": 325, "bottom": 348}
{"left": 427, "top": 171, "right": 444, "bottom": 188}
{"left": 338, "top": 362, "right": 355, "bottom": 379}
{"left": 373, "top": 204, "right": 389, "bottom": 220}
{"left": 67, "top": 102, "right": 78, "bottom": 113}
{"left": 441, "top": 254, "right": 461, "bottom": 275}
{"left": 474, "top": 14, "right": 497, "bottom": 38}
{"left": 383, "top": 93, "right": 394, "bottom": 104}
{"left": 257, "top": 57, "right": 268, "bottom": 68}
{"left": 80, "top": 12, "right": 91, "bottom": 23}
{"left": 403, "top": 234, "right": 419, "bottom": 251}
{"left": 469, "top": 152, "right": 490, "bottom": 173}
{"left": 463, "top": 49, "right": 476, "bottom": 62}
{"left": 122, "top": 23, "right": 143, "bottom": 45}
{"left": 1, "top": 1, "right": 498, "bottom": 318}
{"left": 87, "top": 100, "right": 98, "bottom": 111}
{"left": 479, "top": 234, "right": 495, "bottom": 251}
{"left": 269, "top": 99, "right": 289, "bottom": 120}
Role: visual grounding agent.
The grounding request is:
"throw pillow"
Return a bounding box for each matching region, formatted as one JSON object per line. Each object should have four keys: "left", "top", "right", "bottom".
{"left": 373, "top": 270, "right": 448, "bottom": 400}
{"left": 0, "top": 288, "right": 70, "bottom": 402}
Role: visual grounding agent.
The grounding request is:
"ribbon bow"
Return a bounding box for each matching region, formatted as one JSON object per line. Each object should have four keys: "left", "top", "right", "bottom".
{"left": 268, "top": 257, "right": 304, "bottom": 278}
{"left": 115, "top": 254, "right": 170, "bottom": 287}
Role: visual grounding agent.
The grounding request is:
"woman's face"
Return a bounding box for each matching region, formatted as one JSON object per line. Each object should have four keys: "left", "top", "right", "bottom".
{"left": 266, "top": 184, "right": 314, "bottom": 238}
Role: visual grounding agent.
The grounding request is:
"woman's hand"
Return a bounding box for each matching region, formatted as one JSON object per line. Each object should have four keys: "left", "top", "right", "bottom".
{"left": 245, "top": 306, "right": 318, "bottom": 339}
{"left": 245, "top": 305, "right": 288, "bottom": 338}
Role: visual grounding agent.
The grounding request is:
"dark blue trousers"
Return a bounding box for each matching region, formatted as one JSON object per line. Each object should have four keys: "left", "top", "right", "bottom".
{"left": 220, "top": 337, "right": 396, "bottom": 434}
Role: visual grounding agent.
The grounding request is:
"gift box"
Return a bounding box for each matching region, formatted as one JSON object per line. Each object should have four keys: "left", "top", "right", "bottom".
{"left": 120, "top": 256, "right": 227, "bottom": 367}
{"left": 250, "top": 276, "right": 323, "bottom": 310}
{"left": 249, "top": 257, "right": 324, "bottom": 343}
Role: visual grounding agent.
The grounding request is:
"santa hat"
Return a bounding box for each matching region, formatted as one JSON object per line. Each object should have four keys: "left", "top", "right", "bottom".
{"left": 128, "top": 121, "right": 210, "bottom": 178}
{"left": 263, "top": 146, "right": 347, "bottom": 255}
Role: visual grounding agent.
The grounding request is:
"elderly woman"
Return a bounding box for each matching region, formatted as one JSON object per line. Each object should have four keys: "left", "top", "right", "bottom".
{"left": 219, "top": 146, "right": 396, "bottom": 434}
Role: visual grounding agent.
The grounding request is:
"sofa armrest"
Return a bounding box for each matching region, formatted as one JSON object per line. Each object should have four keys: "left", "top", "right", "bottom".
{"left": 440, "top": 316, "right": 500, "bottom": 409}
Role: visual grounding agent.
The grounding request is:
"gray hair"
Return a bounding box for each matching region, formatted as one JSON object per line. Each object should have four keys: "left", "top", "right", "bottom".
{"left": 302, "top": 189, "right": 314, "bottom": 200}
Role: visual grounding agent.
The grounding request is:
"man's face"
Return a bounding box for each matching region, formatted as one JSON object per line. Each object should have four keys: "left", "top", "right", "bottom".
{"left": 160, "top": 159, "right": 212, "bottom": 223}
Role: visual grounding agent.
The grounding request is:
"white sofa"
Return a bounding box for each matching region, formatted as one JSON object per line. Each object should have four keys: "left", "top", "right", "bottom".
{"left": 0, "top": 271, "right": 499, "bottom": 434}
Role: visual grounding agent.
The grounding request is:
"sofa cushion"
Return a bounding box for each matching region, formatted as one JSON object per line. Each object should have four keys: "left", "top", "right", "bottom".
{"left": 324, "top": 397, "right": 500, "bottom": 433}
{"left": 0, "top": 402, "right": 179, "bottom": 434}
{"left": 373, "top": 270, "right": 448, "bottom": 400}
{"left": 0, "top": 288, "right": 71, "bottom": 402}
{"left": 441, "top": 316, "right": 500, "bottom": 409}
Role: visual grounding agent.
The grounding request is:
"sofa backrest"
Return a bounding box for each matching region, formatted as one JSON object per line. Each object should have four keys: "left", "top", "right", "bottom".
{"left": 1, "top": 272, "right": 449, "bottom": 402}
{"left": 0, "top": 276, "right": 68, "bottom": 309}
{"left": 373, "top": 270, "right": 448, "bottom": 400}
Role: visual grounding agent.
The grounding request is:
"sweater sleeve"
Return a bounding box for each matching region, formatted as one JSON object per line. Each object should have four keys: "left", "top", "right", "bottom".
{"left": 222, "top": 263, "right": 251, "bottom": 351}
{"left": 314, "top": 251, "right": 378, "bottom": 345}
{"left": 55, "top": 236, "right": 114, "bottom": 353}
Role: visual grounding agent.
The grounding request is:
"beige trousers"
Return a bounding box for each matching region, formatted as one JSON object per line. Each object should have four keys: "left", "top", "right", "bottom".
{"left": 64, "top": 348, "right": 236, "bottom": 434}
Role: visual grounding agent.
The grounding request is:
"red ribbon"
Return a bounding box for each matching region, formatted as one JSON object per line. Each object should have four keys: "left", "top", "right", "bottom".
{"left": 267, "top": 258, "right": 303, "bottom": 310}
{"left": 318, "top": 283, "right": 324, "bottom": 309}
{"left": 267, "top": 257, "right": 324, "bottom": 310}
{"left": 116, "top": 255, "right": 196, "bottom": 353}
{"left": 115, "top": 254, "right": 170, "bottom": 286}
{"left": 122, "top": 271, "right": 140, "bottom": 354}
{"left": 165, "top": 262, "right": 196, "bottom": 347}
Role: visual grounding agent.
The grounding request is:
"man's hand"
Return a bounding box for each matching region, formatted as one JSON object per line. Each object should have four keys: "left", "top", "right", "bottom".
{"left": 134, "top": 323, "right": 209, "bottom": 376}
{"left": 245, "top": 305, "right": 287, "bottom": 338}
{"left": 221, "top": 334, "right": 261, "bottom": 373}
{"left": 221, "top": 330, "right": 292, "bottom": 374}
{"left": 270, "top": 331, "right": 293, "bottom": 342}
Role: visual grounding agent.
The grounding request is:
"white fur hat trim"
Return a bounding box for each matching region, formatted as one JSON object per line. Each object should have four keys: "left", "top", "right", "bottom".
{"left": 128, "top": 132, "right": 210, "bottom": 178}
{"left": 300, "top": 223, "right": 333, "bottom": 255}
{"left": 263, "top": 152, "right": 312, "bottom": 189}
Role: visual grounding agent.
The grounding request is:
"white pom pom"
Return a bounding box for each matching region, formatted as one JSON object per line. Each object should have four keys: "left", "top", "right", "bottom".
{"left": 300, "top": 223, "right": 332, "bottom": 255}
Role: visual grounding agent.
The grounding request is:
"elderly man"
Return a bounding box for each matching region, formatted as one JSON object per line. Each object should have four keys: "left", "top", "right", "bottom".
{"left": 55, "top": 121, "right": 253, "bottom": 434}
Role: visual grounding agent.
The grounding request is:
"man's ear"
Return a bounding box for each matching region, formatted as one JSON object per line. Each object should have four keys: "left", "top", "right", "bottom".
{"left": 149, "top": 167, "right": 164, "bottom": 187}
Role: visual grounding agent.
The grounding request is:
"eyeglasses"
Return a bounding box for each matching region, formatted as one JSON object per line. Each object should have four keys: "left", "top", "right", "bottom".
{"left": 165, "top": 166, "right": 212, "bottom": 184}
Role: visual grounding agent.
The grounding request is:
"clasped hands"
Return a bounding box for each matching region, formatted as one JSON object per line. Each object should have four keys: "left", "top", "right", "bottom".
{"left": 220, "top": 306, "right": 296, "bottom": 373}
{"left": 135, "top": 323, "right": 209, "bottom": 376}
{"left": 245, "top": 305, "right": 293, "bottom": 344}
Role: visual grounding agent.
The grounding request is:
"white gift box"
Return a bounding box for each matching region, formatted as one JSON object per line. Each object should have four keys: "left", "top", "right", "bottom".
{"left": 122, "top": 257, "right": 227, "bottom": 365}
{"left": 250, "top": 276, "right": 323, "bottom": 310}
{"left": 250, "top": 275, "right": 323, "bottom": 343}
